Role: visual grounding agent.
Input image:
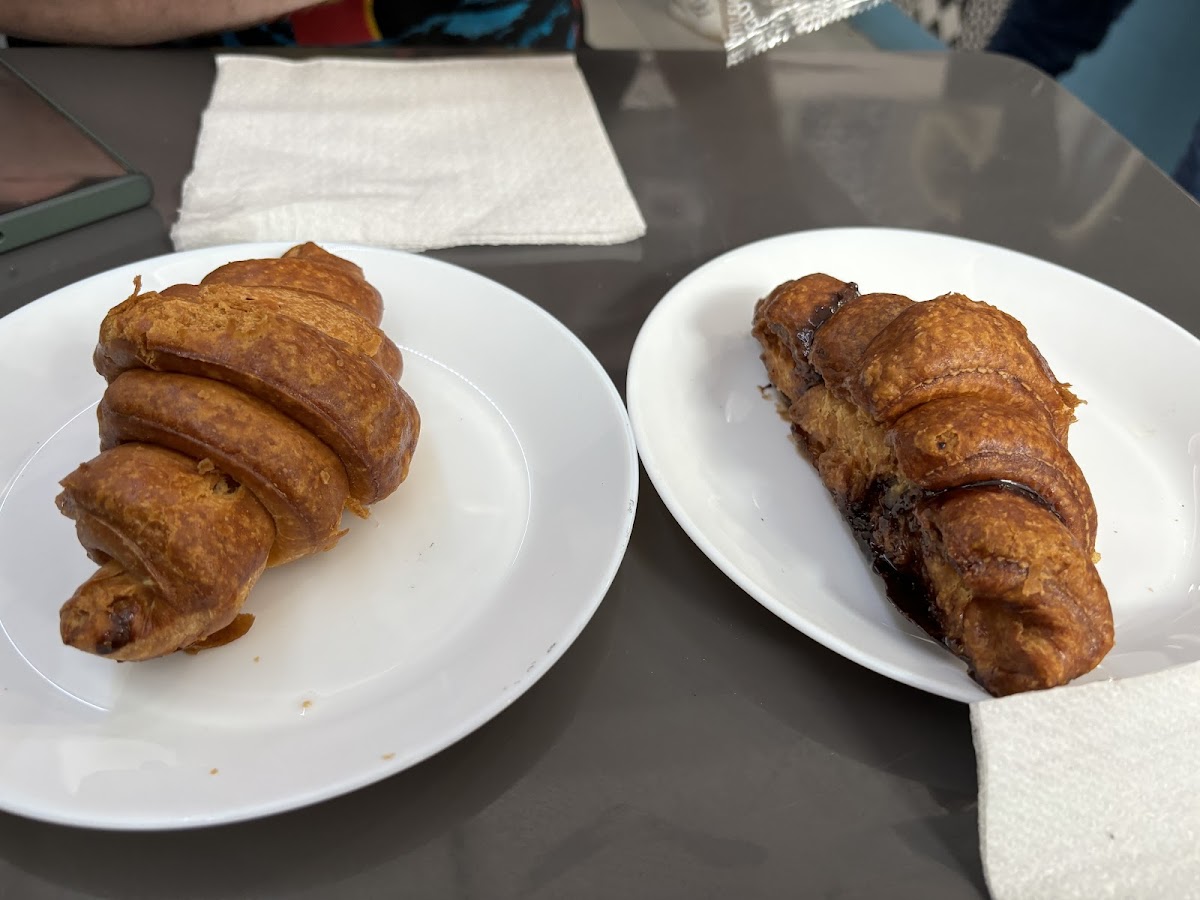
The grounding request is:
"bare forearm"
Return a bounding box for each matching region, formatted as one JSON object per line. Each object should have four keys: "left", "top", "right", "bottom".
{"left": 0, "top": 0, "right": 318, "bottom": 45}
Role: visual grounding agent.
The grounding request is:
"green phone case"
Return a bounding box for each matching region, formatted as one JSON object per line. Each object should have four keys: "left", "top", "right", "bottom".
{"left": 0, "top": 60, "right": 154, "bottom": 254}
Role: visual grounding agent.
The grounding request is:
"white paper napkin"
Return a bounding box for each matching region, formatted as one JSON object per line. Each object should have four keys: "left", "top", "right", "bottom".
{"left": 972, "top": 662, "right": 1200, "bottom": 900}
{"left": 171, "top": 54, "right": 646, "bottom": 252}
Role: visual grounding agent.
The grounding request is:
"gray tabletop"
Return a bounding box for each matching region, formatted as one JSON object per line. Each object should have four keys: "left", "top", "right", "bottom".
{"left": 1, "top": 46, "right": 1197, "bottom": 900}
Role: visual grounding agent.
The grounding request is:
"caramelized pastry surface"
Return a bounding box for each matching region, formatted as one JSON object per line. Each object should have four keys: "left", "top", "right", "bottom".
{"left": 161, "top": 282, "right": 402, "bottom": 379}
{"left": 751, "top": 273, "right": 1111, "bottom": 696}
{"left": 95, "top": 286, "right": 419, "bottom": 505}
{"left": 202, "top": 256, "right": 383, "bottom": 325}
{"left": 58, "top": 444, "right": 274, "bottom": 660}
{"left": 57, "top": 245, "right": 419, "bottom": 659}
{"left": 99, "top": 370, "right": 351, "bottom": 566}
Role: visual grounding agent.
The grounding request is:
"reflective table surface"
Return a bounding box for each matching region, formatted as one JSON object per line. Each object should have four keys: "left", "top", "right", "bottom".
{"left": 2, "top": 47, "right": 1197, "bottom": 900}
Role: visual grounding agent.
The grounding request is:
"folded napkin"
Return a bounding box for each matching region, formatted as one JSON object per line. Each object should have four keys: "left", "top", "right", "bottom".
{"left": 172, "top": 55, "right": 646, "bottom": 252}
{"left": 972, "top": 662, "right": 1200, "bottom": 900}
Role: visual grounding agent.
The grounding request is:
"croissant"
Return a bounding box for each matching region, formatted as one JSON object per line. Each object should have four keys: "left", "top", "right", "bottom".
{"left": 752, "top": 274, "right": 1112, "bottom": 696}
{"left": 56, "top": 244, "right": 420, "bottom": 661}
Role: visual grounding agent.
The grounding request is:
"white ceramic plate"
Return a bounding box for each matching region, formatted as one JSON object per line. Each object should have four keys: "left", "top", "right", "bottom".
{"left": 628, "top": 227, "right": 1200, "bottom": 703}
{"left": 0, "top": 243, "right": 637, "bottom": 829}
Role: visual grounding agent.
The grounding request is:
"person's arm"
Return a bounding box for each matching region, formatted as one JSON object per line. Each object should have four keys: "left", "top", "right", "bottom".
{"left": 0, "top": 0, "right": 322, "bottom": 46}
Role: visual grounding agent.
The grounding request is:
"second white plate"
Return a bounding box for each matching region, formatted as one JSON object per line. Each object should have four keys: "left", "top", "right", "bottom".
{"left": 628, "top": 227, "right": 1200, "bottom": 702}
{"left": 0, "top": 242, "right": 638, "bottom": 829}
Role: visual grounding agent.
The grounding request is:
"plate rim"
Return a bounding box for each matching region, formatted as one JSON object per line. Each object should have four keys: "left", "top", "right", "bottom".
{"left": 0, "top": 241, "right": 640, "bottom": 830}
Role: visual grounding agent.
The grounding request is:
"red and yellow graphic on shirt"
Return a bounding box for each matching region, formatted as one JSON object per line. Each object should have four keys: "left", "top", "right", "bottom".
{"left": 290, "top": 0, "right": 381, "bottom": 45}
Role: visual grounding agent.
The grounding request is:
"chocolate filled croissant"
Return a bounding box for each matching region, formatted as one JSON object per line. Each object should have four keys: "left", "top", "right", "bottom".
{"left": 752, "top": 274, "right": 1112, "bottom": 696}
{"left": 56, "top": 244, "right": 420, "bottom": 660}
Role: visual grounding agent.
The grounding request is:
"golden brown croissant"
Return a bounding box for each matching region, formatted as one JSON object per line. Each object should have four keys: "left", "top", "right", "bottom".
{"left": 94, "top": 286, "right": 417, "bottom": 505}
{"left": 56, "top": 244, "right": 420, "bottom": 660}
{"left": 752, "top": 274, "right": 1112, "bottom": 696}
{"left": 98, "top": 370, "right": 350, "bottom": 566}
{"left": 201, "top": 255, "right": 384, "bottom": 325}
{"left": 160, "top": 283, "right": 402, "bottom": 379}
{"left": 58, "top": 443, "right": 275, "bottom": 660}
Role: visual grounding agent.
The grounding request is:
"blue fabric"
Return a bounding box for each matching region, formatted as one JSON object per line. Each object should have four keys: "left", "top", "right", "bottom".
{"left": 400, "top": 4, "right": 531, "bottom": 42}
{"left": 1173, "top": 119, "right": 1200, "bottom": 200}
{"left": 986, "top": 0, "right": 1136, "bottom": 78}
{"left": 986, "top": 0, "right": 1200, "bottom": 200}
{"left": 210, "top": 0, "right": 581, "bottom": 50}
